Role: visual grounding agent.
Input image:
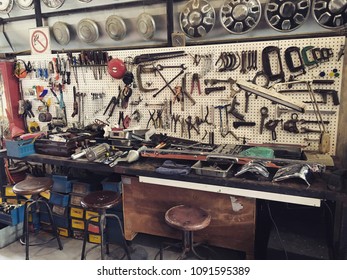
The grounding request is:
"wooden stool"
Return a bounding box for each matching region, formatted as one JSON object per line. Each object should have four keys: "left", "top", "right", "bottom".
{"left": 158, "top": 204, "right": 213, "bottom": 260}
{"left": 80, "top": 190, "right": 131, "bottom": 260}
{"left": 13, "top": 175, "right": 63, "bottom": 260}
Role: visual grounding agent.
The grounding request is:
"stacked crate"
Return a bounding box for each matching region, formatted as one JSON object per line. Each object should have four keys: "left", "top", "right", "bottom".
{"left": 40, "top": 175, "right": 71, "bottom": 237}
{"left": 69, "top": 181, "right": 100, "bottom": 242}
{"left": 102, "top": 175, "right": 124, "bottom": 245}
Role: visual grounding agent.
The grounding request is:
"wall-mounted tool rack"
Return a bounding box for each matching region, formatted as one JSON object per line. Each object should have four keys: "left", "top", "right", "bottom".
{"left": 17, "top": 35, "right": 345, "bottom": 155}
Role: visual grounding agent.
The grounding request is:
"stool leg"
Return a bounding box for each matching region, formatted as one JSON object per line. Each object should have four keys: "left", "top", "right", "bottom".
{"left": 24, "top": 201, "right": 33, "bottom": 260}
{"left": 106, "top": 214, "right": 132, "bottom": 260}
{"left": 100, "top": 213, "right": 106, "bottom": 260}
{"left": 20, "top": 200, "right": 31, "bottom": 246}
{"left": 37, "top": 200, "right": 63, "bottom": 251}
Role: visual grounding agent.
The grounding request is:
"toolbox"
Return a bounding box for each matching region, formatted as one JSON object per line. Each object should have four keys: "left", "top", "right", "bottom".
{"left": 52, "top": 175, "right": 74, "bottom": 193}
{"left": 34, "top": 132, "right": 90, "bottom": 157}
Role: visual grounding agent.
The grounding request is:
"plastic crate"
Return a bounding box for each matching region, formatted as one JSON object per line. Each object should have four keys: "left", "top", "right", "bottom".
{"left": 102, "top": 178, "right": 122, "bottom": 193}
{"left": 5, "top": 139, "right": 35, "bottom": 158}
{"left": 49, "top": 192, "right": 70, "bottom": 207}
{"left": 52, "top": 175, "right": 74, "bottom": 194}
{"left": 0, "top": 222, "right": 23, "bottom": 249}
{"left": 0, "top": 204, "right": 25, "bottom": 226}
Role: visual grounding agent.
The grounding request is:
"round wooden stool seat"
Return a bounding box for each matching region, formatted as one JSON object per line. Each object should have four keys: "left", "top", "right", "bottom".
{"left": 81, "top": 190, "right": 121, "bottom": 210}
{"left": 165, "top": 205, "right": 211, "bottom": 232}
{"left": 13, "top": 176, "right": 53, "bottom": 196}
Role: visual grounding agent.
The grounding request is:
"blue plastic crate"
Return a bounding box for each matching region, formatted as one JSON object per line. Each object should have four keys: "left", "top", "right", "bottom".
{"left": 52, "top": 175, "right": 74, "bottom": 194}
{"left": 5, "top": 139, "right": 35, "bottom": 158}
{"left": 49, "top": 191, "right": 70, "bottom": 207}
{"left": 0, "top": 205, "right": 25, "bottom": 226}
{"left": 40, "top": 213, "right": 69, "bottom": 228}
{"left": 102, "top": 178, "right": 122, "bottom": 193}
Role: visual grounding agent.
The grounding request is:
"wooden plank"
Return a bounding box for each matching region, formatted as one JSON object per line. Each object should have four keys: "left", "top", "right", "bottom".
{"left": 122, "top": 175, "right": 256, "bottom": 258}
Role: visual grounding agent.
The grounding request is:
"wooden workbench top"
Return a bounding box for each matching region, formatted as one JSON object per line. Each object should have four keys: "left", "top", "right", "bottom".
{"left": 1, "top": 150, "right": 347, "bottom": 202}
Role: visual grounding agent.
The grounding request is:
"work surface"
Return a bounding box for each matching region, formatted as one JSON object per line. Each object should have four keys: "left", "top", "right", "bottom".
{"left": 2, "top": 151, "right": 347, "bottom": 204}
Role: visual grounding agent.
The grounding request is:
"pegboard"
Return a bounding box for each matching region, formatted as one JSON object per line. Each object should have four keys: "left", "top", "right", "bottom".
{"left": 17, "top": 35, "right": 345, "bottom": 155}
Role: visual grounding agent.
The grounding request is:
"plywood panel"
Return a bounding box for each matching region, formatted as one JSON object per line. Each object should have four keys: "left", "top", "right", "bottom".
{"left": 122, "top": 175, "right": 256, "bottom": 258}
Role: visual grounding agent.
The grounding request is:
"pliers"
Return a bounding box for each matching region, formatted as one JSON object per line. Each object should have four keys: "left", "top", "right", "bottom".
{"left": 171, "top": 114, "right": 180, "bottom": 133}
{"left": 146, "top": 110, "right": 157, "bottom": 129}
{"left": 104, "top": 96, "right": 119, "bottom": 121}
{"left": 190, "top": 73, "right": 201, "bottom": 95}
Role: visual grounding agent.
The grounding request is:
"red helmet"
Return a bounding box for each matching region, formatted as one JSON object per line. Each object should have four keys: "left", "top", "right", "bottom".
{"left": 107, "top": 58, "right": 126, "bottom": 79}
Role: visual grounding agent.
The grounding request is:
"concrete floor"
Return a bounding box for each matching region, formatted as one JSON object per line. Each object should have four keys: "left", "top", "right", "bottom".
{"left": 0, "top": 230, "right": 244, "bottom": 260}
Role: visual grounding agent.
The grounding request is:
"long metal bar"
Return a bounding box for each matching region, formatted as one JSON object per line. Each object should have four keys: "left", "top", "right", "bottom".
{"left": 34, "top": 0, "right": 43, "bottom": 27}
{"left": 166, "top": 0, "right": 174, "bottom": 47}
{"left": 139, "top": 176, "right": 321, "bottom": 207}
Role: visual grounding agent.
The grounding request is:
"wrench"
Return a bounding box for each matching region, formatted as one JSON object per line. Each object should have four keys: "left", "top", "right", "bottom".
{"left": 156, "top": 64, "right": 187, "bottom": 71}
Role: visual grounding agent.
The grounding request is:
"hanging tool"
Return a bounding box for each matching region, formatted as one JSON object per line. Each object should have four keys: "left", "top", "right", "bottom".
{"left": 190, "top": 73, "right": 201, "bottom": 95}
{"left": 147, "top": 110, "right": 157, "bottom": 129}
{"left": 58, "top": 83, "right": 67, "bottom": 126}
{"left": 71, "top": 86, "right": 78, "bottom": 118}
{"left": 265, "top": 120, "right": 282, "bottom": 140}
{"left": 153, "top": 69, "right": 184, "bottom": 98}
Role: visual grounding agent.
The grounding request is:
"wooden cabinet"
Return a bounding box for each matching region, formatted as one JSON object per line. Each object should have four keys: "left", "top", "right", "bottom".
{"left": 122, "top": 175, "right": 256, "bottom": 259}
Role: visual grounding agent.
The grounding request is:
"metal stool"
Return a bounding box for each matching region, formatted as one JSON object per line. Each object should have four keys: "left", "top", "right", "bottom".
{"left": 80, "top": 190, "right": 131, "bottom": 260}
{"left": 157, "top": 204, "right": 213, "bottom": 260}
{"left": 12, "top": 175, "right": 63, "bottom": 260}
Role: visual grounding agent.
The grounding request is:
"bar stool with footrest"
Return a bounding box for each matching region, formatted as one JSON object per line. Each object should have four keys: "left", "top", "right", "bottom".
{"left": 12, "top": 175, "right": 63, "bottom": 260}
{"left": 157, "top": 204, "right": 215, "bottom": 260}
{"left": 80, "top": 190, "right": 131, "bottom": 260}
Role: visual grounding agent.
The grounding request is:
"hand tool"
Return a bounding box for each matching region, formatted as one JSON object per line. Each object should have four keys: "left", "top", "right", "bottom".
{"left": 190, "top": 73, "right": 201, "bottom": 95}
{"left": 264, "top": 119, "right": 282, "bottom": 140}
{"left": 233, "top": 122, "right": 256, "bottom": 129}
{"left": 153, "top": 69, "right": 184, "bottom": 98}
{"left": 299, "top": 119, "right": 330, "bottom": 125}
{"left": 71, "top": 86, "right": 78, "bottom": 118}
{"left": 133, "top": 50, "right": 186, "bottom": 64}
{"left": 204, "top": 78, "right": 233, "bottom": 86}
{"left": 301, "top": 46, "right": 318, "bottom": 68}
{"left": 103, "top": 96, "right": 120, "bottom": 121}
{"left": 236, "top": 80, "right": 306, "bottom": 113}
{"left": 156, "top": 64, "right": 187, "bottom": 71}
{"left": 284, "top": 46, "right": 306, "bottom": 75}
{"left": 136, "top": 64, "right": 158, "bottom": 92}
{"left": 276, "top": 106, "right": 335, "bottom": 118}
{"left": 146, "top": 110, "right": 157, "bottom": 128}
{"left": 205, "top": 86, "right": 226, "bottom": 95}
{"left": 283, "top": 113, "right": 299, "bottom": 134}
{"left": 262, "top": 46, "right": 285, "bottom": 82}
{"left": 278, "top": 89, "right": 340, "bottom": 105}
{"left": 181, "top": 73, "right": 195, "bottom": 105}
{"left": 171, "top": 114, "right": 180, "bottom": 133}
{"left": 58, "top": 83, "right": 67, "bottom": 126}
{"left": 337, "top": 45, "right": 345, "bottom": 61}
{"left": 229, "top": 98, "right": 245, "bottom": 121}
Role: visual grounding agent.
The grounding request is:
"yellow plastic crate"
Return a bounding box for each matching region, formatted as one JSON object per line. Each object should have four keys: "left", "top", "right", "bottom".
{"left": 70, "top": 207, "right": 84, "bottom": 219}
{"left": 4, "top": 186, "right": 16, "bottom": 197}
{"left": 85, "top": 210, "right": 99, "bottom": 222}
{"left": 40, "top": 190, "right": 51, "bottom": 200}
{"left": 88, "top": 234, "right": 101, "bottom": 244}
{"left": 57, "top": 227, "right": 69, "bottom": 237}
{"left": 71, "top": 218, "right": 85, "bottom": 230}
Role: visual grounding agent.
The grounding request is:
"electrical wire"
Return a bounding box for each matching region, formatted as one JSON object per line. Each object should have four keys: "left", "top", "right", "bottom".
{"left": 267, "top": 202, "right": 288, "bottom": 260}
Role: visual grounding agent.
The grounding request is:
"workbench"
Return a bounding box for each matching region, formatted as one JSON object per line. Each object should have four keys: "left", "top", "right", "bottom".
{"left": 1, "top": 151, "right": 347, "bottom": 259}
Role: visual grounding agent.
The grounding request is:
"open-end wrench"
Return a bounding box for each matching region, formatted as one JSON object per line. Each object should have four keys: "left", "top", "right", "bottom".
{"left": 156, "top": 64, "right": 187, "bottom": 71}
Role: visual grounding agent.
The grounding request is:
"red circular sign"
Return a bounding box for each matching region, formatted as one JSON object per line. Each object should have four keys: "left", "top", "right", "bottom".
{"left": 31, "top": 30, "right": 49, "bottom": 54}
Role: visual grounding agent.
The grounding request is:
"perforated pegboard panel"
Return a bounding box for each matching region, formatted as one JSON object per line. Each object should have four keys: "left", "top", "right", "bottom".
{"left": 17, "top": 35, "right": 345, "bottom": 155}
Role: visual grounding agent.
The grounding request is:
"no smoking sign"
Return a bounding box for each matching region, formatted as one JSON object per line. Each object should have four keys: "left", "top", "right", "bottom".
{"left": 29, "top": 27, "right": 51, "bottom": 55}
